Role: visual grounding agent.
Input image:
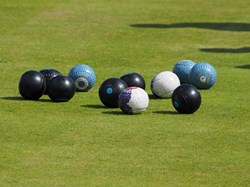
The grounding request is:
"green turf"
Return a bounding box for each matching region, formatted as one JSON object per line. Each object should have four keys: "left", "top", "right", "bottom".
{"left": 0, "top": 0, "right": 249, "bottom": 186}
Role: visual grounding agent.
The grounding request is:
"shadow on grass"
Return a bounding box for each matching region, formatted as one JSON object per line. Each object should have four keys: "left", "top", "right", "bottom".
{"left": 102, "top": 110, "right": 184, "bottom": 115}
{"left": 235, "top": 64, "right": 250, "bottom": 69}
{"left": 102, "top": 111, "right": 124, "bottom": 115}
{"left": 130, "top": 22, "right": 250, "bottom": 32}
{"left": 38, "top": 98, "right": 52, "bottom": 102}
{"left": 149, "top": 94, "right": 159, "bottom": 100}
{"left": 81, "top": 104, "right": 106, "bottom": 109}
{"left": 104, "top": 110, "right": 181, "bottom": 115}
{"left": 1, "top": 96, "right": 24, "bottom": 101}
{"left": 81, "top": 105, "right": 126, "bottom": 115}
{"left": 102, "top": 111, "right": 151, "bottom": 115}
{"left": 153, "top": 110, "right": 179, "bottom": 115}
{"left": 1, "top": 96, "right": 51, "bottom": 102}
{"left": 200, "top": 47, "right": 250, "bottom": 53}
{"left": 148, "top": 94, "right": 171, "bottom": 100}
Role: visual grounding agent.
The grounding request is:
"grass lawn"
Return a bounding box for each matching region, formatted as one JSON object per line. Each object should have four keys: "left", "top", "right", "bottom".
{"left": 0, "top": 0, "right": 249, "bottom": 186}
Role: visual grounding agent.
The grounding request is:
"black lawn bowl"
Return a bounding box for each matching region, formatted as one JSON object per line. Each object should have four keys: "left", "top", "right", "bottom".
{"left": 172, "top": 84, "right": 201, "bottom": 114}
{"left": 19, "top": 70, "right": 46, "bottom": 100}
{"left": 98, "top": 78, "right": 128, "bottom": 108}
{"left": 120, "top": 72, "right": 146, "bottom": 89}
{"left": 47, "top": 75, "right": 75, "bottom": 102}
{"left": 40, "top": 68, "right": 61, "bottom": 94}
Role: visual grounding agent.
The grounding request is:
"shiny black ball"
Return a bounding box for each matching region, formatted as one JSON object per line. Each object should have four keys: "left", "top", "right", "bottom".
{"left": 47, "top": 75, "right": 75, "bottom": 102}
{"left": 172, "top": 84, "right": 201, "bottom": 114}
{"left": 98, "top": 78, "right": 128, "bottom": 108}
{"left": 120, "top": 72, "right": 146, "bottom": 89}
{"left": 19, "top": 70, "right": 46, "bottom": 100}
{"left": 40, "top": 68, "right": 61, "bottom": 94}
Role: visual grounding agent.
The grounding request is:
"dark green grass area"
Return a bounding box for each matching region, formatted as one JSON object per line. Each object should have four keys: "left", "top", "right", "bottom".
{"left": 0, "top": 0, "right": 249, "bottom": 186}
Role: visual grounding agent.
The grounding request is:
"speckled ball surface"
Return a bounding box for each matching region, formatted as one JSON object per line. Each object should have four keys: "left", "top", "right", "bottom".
{"left": 68, "top": 64, "right": 96, "bottom": 92}
{"left": 189, "top": 62, "right": 217, "bottom": 89}
{"left": 173, "top": 60, "right": 196, "bottom": 84}
{"left": 118, "top": 87, "right": 149, "bottom": 114}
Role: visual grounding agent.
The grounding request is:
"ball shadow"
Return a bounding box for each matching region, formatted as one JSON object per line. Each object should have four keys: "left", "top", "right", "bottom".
{"left": 153, "top": 110, "right": 179, "bottom": 115}
{"left": 1, "top": 96, "right": 24, "bottom": 101}
{"left": 130, "top": 22, "right": 250, "bottom": 32}
{"left": 235, "top": 64, "right": 250, "bottom": 69}
{"left": 37, "top": 98, "right": 52, "bottom": 103}
{"left": 200, "top": 47, "right": 250, "bottom": 53}
{"left": 148, "top": 94, "right": 158, "bottom": 99}
{"left": 148, "top": 94, "right": 170, "bottom": 100}
{"left": 1, "top": 96, "right": 51, "bottom": 102}
{"left": 81, "top": 104, "right": 106, "bottom": 109}
{"left": 102, "top": 111, "right": 124, "bottom": 115}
